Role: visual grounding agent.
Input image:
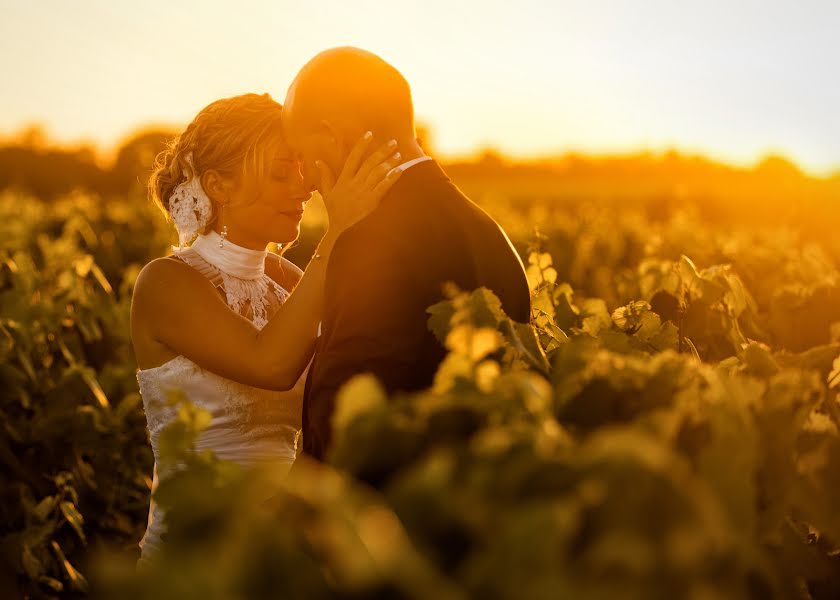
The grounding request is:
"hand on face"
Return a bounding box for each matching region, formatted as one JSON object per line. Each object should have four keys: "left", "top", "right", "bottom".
{"left": 315, "top": 132, "right": 404, "bottom": 233}
{"left": 282, "top": 96, "right": 402, "bottom": 232}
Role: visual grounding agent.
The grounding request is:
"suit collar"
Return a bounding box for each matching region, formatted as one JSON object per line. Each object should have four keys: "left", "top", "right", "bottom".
{"left": 395, "top": 155, "right": 433, "bottom": 174}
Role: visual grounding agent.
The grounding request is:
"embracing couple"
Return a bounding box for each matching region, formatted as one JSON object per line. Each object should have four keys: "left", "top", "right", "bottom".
{"left": 130, "top": 47, "right": 531, "bottom": 563}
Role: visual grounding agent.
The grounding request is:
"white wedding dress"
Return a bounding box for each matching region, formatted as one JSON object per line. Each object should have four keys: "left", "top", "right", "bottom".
{"left": 135, "top": 231, "right": 304, "bottom": 564}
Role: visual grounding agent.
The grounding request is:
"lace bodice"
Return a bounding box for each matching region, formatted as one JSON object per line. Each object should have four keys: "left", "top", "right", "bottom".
{"left": 135, "top": 246, "right": 303, "bottom": 563}
{"left": 137, "top": 354, "right": 302, "bottom": 466}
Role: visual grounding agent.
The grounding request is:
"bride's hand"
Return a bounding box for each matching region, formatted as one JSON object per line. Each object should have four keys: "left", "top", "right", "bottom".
{"left": 316, "top": 132, "right": 403, "bottom": 234}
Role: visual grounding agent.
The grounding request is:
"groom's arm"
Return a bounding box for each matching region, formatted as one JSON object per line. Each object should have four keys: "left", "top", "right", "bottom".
{"left": 316, "top": 223, "right": 426, "bottom": 393}
{"left": 305, "top": 221, "right": 430, "bottom": 457}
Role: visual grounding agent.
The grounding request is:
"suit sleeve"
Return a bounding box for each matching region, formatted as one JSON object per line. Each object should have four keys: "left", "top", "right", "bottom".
{"left": 304, "top": 225, "right": 427, "bottom": 455}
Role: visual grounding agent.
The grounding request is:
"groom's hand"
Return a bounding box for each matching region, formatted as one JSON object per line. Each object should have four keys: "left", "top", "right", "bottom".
{"left": 317, "top": 133, "right": 403, "bottom": 234}
{"left": 315, "top": 130, "right": 376, "bottom": 195}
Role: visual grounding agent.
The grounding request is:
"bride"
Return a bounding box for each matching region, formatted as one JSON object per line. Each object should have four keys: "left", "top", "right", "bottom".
{"left": 130, "top": 92, "right": 402, "bottom": 565}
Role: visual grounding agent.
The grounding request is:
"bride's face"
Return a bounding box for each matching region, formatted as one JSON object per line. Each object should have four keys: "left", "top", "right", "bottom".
{"left": 220, "top": 138, "right": 311, "bottom": 247}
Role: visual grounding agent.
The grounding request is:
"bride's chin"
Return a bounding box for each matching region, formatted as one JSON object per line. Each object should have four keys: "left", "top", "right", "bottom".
{"left": 273, "top": 226, "right": 300, "bottom": 244}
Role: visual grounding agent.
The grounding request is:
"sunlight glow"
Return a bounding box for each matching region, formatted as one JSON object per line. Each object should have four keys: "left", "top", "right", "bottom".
{"left": 1, "top": 0, "right": 838, "bottom": 173}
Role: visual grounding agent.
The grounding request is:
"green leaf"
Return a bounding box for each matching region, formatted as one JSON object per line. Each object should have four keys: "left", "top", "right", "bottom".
{"left": 537, "top": 319, "right": 569, "bottom": 355}
{"left": 427, "top": 299, "right": 455, "bottom": 344}
{"left": 465, "top": 287, "right": 506, "bottom": 329}
{"left": 333, "top": 374, "right": 387, "bottom": 432}
{"left": 611, "top": 300, "right": 652, "bottom": 333}
{"left": 739, "top": 342, "right": 780, "bottom": 378}
{"left": 59, "top": 501, "right": 86, "bottom": 544}
{"left": 115, "top": 392, "right": 142, "bottom": 422}
{"left": 679, "top": 255, "right": 726, "bottom": 305}
{"left": 156, "top": 392, "right": 213, "bottom": 468}
{"left": 433, "top": 353, "right": 475, "bottom": 393}
{"left": 73, "top": 255, "right": 94, "bottom": 277}
{"left": 526, "top": 251, "right": 557, "bottom": 291}
{"left": 31, "top": 496, "right": 57, "bottom": 522}
{"left": 828, "top": 355, "right": 840, "bottom": 389}
{"left": 21, "top": 545, "right": 43, "bottom": 579}
{"left": 50, "top": 541, "right": 89, "bottom": 593}
{"left": 646, "top": 322, "right": 680, "bottom": 352}
{"left": 579, "top": 298, "right": 611, "bottom": 336}
{"left": 38, "top": 576, "right": 63, "bottom": 593}
{"left": 446, "top": 326, "right": 502, "bottom": 361}
{"left": 80, "top": 367, "right": 109, "bottom": 408}
{"left": 634, "top": 311, "right": 663, "bottom": 341}
{"left": 508, "top": 321, "right": 552, "bottom": 374}
{"left": 531, "top": 287, "right": 556, "bottom": 320}
{"left": 15, "top": 347, "right": 36, "bottom": 380}
{"left": 0, "top": 322, "right": 14, "bottom": 362}
{"left": 553, "top": 285, "right": 580, "bottom": 330}
{"left": 90, "top": 262, "right": 113, "bottom": 294}
{"left": 474, "top": 360, "right": 501, "bottom": 392}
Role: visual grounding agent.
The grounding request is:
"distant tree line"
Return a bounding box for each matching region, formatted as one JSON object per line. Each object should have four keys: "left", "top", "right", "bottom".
{"left": 1, "top": 125, "right": 838, "bottom": 215}
{"left": 0, "top": 128, "right": 176, "bottom": 199}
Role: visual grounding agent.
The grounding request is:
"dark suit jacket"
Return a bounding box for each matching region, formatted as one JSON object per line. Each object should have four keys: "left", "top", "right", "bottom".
{"left": 301, "top": 159, "right": 531, "bottom": 460}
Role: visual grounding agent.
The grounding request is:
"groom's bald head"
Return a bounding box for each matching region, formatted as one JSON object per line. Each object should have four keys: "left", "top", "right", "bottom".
{"left": 283, "top": 47, "right": 415, "bottom": 189}
{"left": 288, "top": 47, "right": 415, "bottom": 137}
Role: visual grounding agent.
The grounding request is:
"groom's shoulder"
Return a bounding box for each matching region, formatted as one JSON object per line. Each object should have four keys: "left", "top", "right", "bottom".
{"left": 330, "top": 162, "right": 473, "bottom": 255}
{"left": 331, "top": 205, "right": 405, "bottom": 260}
{"left": 378, "top": 164, "right": 469, "bottom": 223}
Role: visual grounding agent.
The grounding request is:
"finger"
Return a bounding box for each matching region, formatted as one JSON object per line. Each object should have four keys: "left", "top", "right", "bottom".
{"left": 369, "top": 165, "right": 404, "bottom": 200}
{"left": 357, "top": 139, "right": 399, "bottom": 181}
{"left": 364, "top": 153, "right": 402, "bottom": 190}
{"left": 316, "top": 160, "right": 336, "bottom": 195}
{"left": 337, "top": 131, "right": 374, "bottom": 183}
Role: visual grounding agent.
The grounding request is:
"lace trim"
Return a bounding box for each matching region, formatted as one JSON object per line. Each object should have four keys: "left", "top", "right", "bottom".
{"left": 173, "top": 248, "right": 289, "bottom": 329}
{"left": 168, "top": 155, "right": 213, "bottom": 249}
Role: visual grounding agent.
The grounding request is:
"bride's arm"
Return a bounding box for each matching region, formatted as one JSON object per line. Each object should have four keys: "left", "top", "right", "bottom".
{"left": 131, "top": 136, "right": 402, "bottom": 391}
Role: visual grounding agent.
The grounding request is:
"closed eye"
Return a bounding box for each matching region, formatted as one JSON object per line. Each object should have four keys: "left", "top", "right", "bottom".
{"left": 271, "top": 159, "right": 295, "bottom": 179}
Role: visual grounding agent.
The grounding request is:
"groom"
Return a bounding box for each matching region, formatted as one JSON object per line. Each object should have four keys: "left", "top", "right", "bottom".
{"left": 283, "top": 48, "right": 531, "bottom": 460}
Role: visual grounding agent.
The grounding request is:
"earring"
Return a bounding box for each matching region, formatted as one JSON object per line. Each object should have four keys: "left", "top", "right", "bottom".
{"left": 218, "top": 203, "right": 228, "bottom": 248}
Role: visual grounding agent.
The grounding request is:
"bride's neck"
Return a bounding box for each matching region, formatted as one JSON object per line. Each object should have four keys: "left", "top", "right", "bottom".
{"left": 209, "top": 225, "right": 269, "bottom": 251}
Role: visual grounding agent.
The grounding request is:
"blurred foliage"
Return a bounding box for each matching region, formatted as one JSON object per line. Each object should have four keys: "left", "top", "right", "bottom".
{"left": 0, "top": 191, "right": 168, "bottom": 598}
{"left": 4, "top": 132, "right": 840, "bottom": 597}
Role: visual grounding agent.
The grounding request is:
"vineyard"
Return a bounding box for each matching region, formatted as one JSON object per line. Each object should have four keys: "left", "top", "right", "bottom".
{"left": 4, "top": 156, "right": 840, "bottom": 599}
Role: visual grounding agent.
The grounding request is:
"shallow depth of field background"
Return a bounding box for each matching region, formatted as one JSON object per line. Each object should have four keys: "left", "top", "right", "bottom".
{"left": 4, "top": 1, "right": 840, "bottom": 599}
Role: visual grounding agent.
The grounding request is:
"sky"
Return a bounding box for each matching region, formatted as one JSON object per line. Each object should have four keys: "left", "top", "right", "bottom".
{"left": 1, "top": 0, "right": 839, "bottom": 174}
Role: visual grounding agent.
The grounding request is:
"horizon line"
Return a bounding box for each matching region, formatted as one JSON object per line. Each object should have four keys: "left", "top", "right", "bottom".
{"left": 3, "top": 121, "right": 839, "bottom": 180}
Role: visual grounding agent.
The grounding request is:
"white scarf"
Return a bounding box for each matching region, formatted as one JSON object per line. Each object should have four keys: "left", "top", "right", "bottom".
{"left": 180, "top": 231, "right": 286, "bottom": 329}
{"left": 190, "top": 230, "right": 267, "bottom": 280}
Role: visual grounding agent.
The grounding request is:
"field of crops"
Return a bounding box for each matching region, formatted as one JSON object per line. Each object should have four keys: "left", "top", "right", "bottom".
{"left": 4, "top": 157, "right": 840, "bottom": 598}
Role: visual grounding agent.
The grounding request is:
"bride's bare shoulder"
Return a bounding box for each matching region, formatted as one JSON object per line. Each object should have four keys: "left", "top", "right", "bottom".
{"left": 265, "top": 253, "right": 303, "bottom": 291}
{"left": 133, "top": 256, "right": 212, "bottom": 300}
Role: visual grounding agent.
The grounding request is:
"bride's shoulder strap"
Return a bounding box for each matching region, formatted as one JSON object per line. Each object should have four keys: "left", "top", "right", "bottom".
{"left": 172, "top": 248, "right": 225, "bottom": 289}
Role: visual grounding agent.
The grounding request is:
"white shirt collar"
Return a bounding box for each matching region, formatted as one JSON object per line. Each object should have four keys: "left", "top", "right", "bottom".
{"left": 395, "top": 155, "right": 432, "bottom": 173}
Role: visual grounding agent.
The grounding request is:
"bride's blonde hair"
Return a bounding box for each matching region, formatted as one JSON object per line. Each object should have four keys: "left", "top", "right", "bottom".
{"left": 149, "top": 93, "right": 284, "bottom": 226}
